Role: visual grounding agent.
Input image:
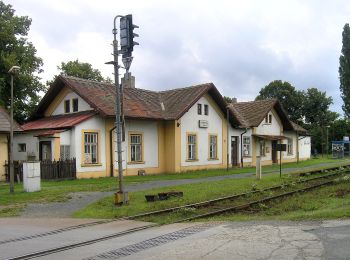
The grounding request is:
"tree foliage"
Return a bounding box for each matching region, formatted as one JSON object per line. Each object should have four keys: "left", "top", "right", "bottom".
{"left": 48, "top": 59, "right": 111, "bottom": 86}
{"left": 255, "top": 80, "right": 304, "bottom": 123}
{"left": 0, "top": 1, "right": 44, "bottom": 122}
{"left": 223, "top": 96, "right": 236, "bottom": 104}
{"left": 339, "top": 23, "right": 350, "bottom": 117}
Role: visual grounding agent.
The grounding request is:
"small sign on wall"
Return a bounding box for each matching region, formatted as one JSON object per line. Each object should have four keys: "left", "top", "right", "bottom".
{"left": 275, "top": 144, "right": 287, "bottom": 151}
{"left": 199, "top": 120, "right": 208, "bottom": 128}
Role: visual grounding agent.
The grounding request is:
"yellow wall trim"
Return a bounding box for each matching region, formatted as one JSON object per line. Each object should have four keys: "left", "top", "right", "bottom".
{"left": 128, "top": 131, "right": 144, "bottom": 164}
{"left": 76, "top": 170, "right": 108, "bottom": 179}
{"left": 81, "top": 129, "right": 101, "bottom": 166}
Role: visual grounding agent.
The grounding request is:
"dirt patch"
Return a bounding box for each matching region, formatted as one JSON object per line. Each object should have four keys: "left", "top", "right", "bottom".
{"left": 333, "top": 188, "right": 350, "bottom": 198}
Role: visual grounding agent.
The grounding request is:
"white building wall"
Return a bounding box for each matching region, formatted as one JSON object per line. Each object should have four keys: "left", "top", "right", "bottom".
{"left": 180, "top": 96, "right": 223, "bottom": 167}
{"left": 59, "top": 130, "right": 71, "bottom": 145}
{"left": 75, "top": 116, "right": 106, "bottom": 173}
{"left": 13, "top": 133, "right": 39, "bottom": 161}
{"left": 121, "top": 120, "right": 159, "bottom": 170}
{"left": 299, "top": 136, "right": 311, "bottom": 159}
{"left": 255, "top": 109, "right": 282, "bottom": 136}
{"left": 283, "top": 131, "right": 297, "bottom": 160}
{"left": 52, "top": 92, "right": 92, "bottom": 116}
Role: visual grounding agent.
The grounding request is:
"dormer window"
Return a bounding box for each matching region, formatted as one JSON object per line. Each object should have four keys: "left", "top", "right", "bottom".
{"left": 72, "top": 98, "right": 78, "bottom": 112}
{"left": 64, "top": 100, "right": 70, "bottom": 113}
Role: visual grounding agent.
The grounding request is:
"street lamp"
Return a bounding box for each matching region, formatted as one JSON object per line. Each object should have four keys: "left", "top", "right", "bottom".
{"left": 8, "top": 65, "right": 20, "bottom": 193}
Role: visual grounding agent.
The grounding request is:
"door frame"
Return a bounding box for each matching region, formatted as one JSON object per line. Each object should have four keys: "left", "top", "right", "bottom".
{"left": 39, "top": 141, "right": 52, "bottom": 161}
{"left": 272, "top": 140, "right": 278, "bottom": 163}
{"left": 231, "top": 136, "right": 239, "bottom": 167}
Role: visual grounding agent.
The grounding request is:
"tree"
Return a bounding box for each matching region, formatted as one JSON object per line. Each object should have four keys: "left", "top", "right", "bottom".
{"left": 339, "top": 23, "right": 350, "bottom": 117}
{"left": 223, "top": 96, "right": 236, "bottom": 104}
{"left": 303, "top": 88, "right": 339, "bottom": 155}
{"left": 255, "top": 80, "right": 304, "bottom": 123}
{"left": 0, "top": 1, "right": 44, "bottom": 122}
{"left": 48, "top": 59, "right": 111, "bottom": 85}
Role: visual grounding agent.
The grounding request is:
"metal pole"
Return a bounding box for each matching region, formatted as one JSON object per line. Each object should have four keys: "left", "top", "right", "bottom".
{"left": 279, "top": 150, "right": 282, "bottom": 178}
{"left": 226, "top": 107, "right": 229, "bottom": 171}
{"left": 113, "top": 16, "right": 124, "bottom": 200}
{"left": 326, "top": 127, "right": 329, "bottom": 158}
{"left": 9, "top": 74, "right": 14, "bottom": 193}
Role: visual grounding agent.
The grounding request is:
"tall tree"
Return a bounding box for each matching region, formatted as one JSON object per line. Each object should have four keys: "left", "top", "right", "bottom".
{"left": 339, "top": 23, "right": 350, "bottom": 117}
{"left": 48, "top": 59, "right": 111, "bottom": 85}
{"left": 0, "top": 1, "right": 44, "bottom": 122}
{"left": 255, "top": 80, "right": 304, "bottom": 123}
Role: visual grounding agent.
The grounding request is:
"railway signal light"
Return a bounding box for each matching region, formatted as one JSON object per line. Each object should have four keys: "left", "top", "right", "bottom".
{"left": 120, "top": 14, "right": 139, "bottom": 57}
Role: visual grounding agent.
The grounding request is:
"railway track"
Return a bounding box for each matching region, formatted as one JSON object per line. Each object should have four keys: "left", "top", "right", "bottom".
{"left": 4, "top": 164, "right": 349, "bottom": 259}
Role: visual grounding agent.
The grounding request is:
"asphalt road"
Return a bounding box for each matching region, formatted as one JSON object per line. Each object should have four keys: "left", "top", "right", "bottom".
{"left": 0, "top": 218, "right": 349, "bottom": 259}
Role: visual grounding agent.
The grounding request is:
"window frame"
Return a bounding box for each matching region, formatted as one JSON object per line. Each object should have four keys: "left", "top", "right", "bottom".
{"left": 243, "top": 136, "right": 251, "bottom": 157}
{"left": 72, "top": 98, "right": 78, "bottom": 112}
{"left": 204, "top": 104, "right": 209, "bottom": 115}
{"left": 64, "top": 100, "right": 70, "bottom": 113}
{"left": 186, "top": 132, "right": 198, "bottom": 161}
{"left": 81, "top": 130, "right": 100, "bottom": 166}
{"left": 60, "top": 145, "right": 71, "bottom": 160}
{"left": 18, "top": 143, "right": 26, "bottom": 152}
{"left": 287, "top": 138, "right": 293, "bottom": 155}
{"left": 208, "top": 134, "right": 218, "bottom": 160}
{"left": 128, "top": 132, "right": 144, "bottom": 164}
{"left": 197, "top": 104, "right": 202, "bottom": 115}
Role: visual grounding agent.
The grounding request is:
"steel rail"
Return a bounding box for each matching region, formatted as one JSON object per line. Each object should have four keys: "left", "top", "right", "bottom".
{"left": 7, "top": 224, "right": 158, "bottom": 260}
{"left": 128, "top": 168, "right": 347, "bottom": 219}
{"left": 176, "top": 177, "right": 341, "bottom": 222}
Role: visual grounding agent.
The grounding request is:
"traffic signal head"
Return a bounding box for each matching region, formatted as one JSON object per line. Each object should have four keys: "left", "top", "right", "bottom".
{"left": 120, "top": 14, "right": 139, "bottom": 57}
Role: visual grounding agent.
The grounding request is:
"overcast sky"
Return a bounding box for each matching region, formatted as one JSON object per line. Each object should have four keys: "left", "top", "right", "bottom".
{"left": 8, "top": 0, "right": 350, "bottom": 114}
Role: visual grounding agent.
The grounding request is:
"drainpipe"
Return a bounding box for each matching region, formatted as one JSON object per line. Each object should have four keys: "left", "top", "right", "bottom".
{"left": 110, "top": 126, "right": 116, "bottom": 177}
{"left": 240, "top": 128, "right": 248, "bottom": 168}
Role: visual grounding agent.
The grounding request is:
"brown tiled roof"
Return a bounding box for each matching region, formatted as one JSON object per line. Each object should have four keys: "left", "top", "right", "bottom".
{"left": 291, "top": 121, "right": 307, "bottom": 133}
{"left": 22, "top": 110, "right": 96, "bottom": 131}
{"left": 229, "top": 99, "right": 294, "bottom": 131}
{"left": 0, "top": 106, "right": 22, "bottom": 132}
{"left": 35, "top": 76, "right": 239, "bottom": 125}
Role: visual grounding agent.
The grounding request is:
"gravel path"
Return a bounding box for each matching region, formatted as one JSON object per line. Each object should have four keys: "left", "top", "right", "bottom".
{"left": 20, "top": 161, "right": 347, "bottom": 218}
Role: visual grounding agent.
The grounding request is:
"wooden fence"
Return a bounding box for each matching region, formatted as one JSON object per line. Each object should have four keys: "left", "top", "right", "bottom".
{"left": 5, "top": 158, "right": 76, "bottom": 181}
{"left": 40, "top": 158, "right": 76, "bottom": 180}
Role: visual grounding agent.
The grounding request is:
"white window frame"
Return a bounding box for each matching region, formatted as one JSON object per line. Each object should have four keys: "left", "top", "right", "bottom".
{"left": 287, "top": 138, "right": 293, "bottom": 155}
{"left": 243, "top": 136, "right": 251, "bottom": 156}
{"left": 84, "top": 132, "right": 98, "bottom": 164}
{"left": 130, "top": 134, "right": 143, "bottom": 162}
{"left": 187, "top": 134, "right": 197, "bottom": 160}
{"left": 209, "top": 135, "right": 217, "bottom": 159}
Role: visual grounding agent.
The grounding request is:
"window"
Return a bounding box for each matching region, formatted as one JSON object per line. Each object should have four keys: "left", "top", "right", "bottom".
{"left": 204, "top": 104, "right": 209, "bottom": 115}
{"left": 18, "top": 143, "right": 26, "bottom": 152}
{"left": 259, "top": 140, "right": 265, "bottom": 156}
{"left": 209, "top": 135, "right": 217, "bottom": 159}
{"left": 287, "top": 138, "right": 293, "bottom": 155}
{"left": 60, "top": 145, "right": 70, "bottom": 160}
{"left": 72, "top": 98, "right": 78, "bottom": 112}
{"left": 197, "top": 104, "right": 202, "bottom": 115}
{"left": 187, "top": 134, "right": 197, "bottom": 160}
{"left": 265, "top": 114, "right": 272, "bottom": 124}
{"left": 84, "top": 132, "right": 98, "bottom": 164}
{"left": 243, "top": 136, "right": 251, "bottom": 156}
{"left": 64, "top": 100, "right": 70, "bottom": 113}
{"left": 130, "top": 134, "right": 143, "bottom": 162}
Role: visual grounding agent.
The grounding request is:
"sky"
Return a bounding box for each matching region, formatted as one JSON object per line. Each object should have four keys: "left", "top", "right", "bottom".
{"left": 7, "top": 0, "right": 350, "bottom": 114}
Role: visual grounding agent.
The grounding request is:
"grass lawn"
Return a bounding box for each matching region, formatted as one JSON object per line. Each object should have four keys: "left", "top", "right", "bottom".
{"left": 0, "top": 157, "right": 349, "bottom": 217}
{"left": 73, "top": 171, "right": 350, "bottom": 221}
{"left": 207, "top": 178, "right": 350, "bottom": 222}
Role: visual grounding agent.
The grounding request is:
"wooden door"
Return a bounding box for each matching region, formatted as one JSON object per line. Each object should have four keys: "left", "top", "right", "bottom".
{"left": 272, "top": 140, "right": 278, "bottom": 163}
{"left": 231, "top": 136, "right": 238, "bottom": 166}
{"left": 39, "top": 141, "right": 52, "bottom": 161}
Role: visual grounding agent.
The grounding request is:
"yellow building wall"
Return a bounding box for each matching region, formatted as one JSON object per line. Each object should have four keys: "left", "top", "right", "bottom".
{"left": 0, "top": 134, "right": 8, "bottom": 181}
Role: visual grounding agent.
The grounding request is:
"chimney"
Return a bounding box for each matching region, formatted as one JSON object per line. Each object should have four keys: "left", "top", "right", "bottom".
{"left": 121, "top": 72, "right": 135, "bottom": 88}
